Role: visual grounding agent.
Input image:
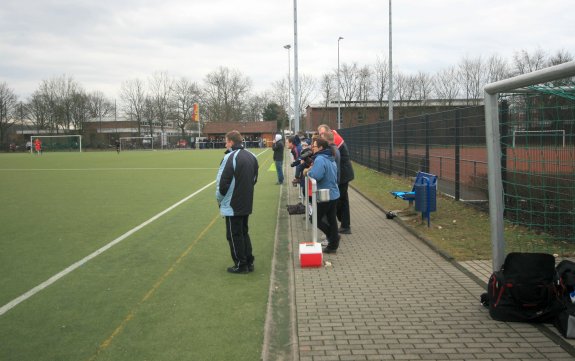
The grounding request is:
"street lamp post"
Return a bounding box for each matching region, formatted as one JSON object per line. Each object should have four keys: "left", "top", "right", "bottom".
{"left": 337, "top": 36, "right": 344, "bottom": 130}
{"left": 293, "top": 0, "right": 300, "bottom": 133}
{"left": 388, "top": 0, "right": 394, "bottom": 154}
{"left": 284, "top": 44, "right": 292, "bottom": 133}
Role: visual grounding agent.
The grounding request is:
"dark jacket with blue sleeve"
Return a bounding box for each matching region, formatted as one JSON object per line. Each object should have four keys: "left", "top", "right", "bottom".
{"left": 216, "top": 146, "right": 259, "bottom": 216}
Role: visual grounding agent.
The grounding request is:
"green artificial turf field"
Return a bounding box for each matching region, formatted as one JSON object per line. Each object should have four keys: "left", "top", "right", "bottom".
{"left": 0, "top": 149, "right": 279, "bottom": 361}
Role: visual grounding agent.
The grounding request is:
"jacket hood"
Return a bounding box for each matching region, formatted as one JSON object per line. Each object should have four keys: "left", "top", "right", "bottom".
{"left": 314, "top": 148, "right": 334, "bottom": 161}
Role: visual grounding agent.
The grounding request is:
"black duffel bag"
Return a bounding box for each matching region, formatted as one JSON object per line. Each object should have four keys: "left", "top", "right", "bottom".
{"left": 487, "top": 252, "right": 564, "bottom": 323}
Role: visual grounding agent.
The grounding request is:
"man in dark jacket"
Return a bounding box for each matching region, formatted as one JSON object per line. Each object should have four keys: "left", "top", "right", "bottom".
{"left": 272, "top": 133, "right": 284, "bottom": 184}
{"left": 318, "top": 124, "right": 354, "bottom": 234}
{"left": 216, "top": 130, "right": 259, "bottom": 274}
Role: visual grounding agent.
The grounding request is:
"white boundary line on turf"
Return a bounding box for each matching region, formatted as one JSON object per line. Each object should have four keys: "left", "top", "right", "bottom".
{"left": 0, "top": 181, "right": 215, "bottom": 317}
{"left": 0, "top": 148, "right": 269, "bottom": 317}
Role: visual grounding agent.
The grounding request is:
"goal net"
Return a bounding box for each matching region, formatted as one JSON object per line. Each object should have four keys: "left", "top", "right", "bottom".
{"left": 485, "top": 62, "right": 575, "bottom": 267}
{"left": 30, "top": 135, "right": 82, "bottom": 153}
{"left": 119, "top": 136, "right": 154, "bottom": 151}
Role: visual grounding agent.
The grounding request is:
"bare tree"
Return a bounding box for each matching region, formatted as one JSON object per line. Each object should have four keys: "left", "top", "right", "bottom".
{"left": 27, "top": 90, "right": 50, "bottom": 132}
{"left": 52, "top": 75, "right": 81, "bottom": 131}
{"left": 142, "top": 96, "right": 155, "bottom": 137}
{"left": 338, "top": 62, "right": 361, "bottom": 127}
{"left": 457, "top": 56, "right": 484, "bottom": 105}
{"left": 172, "top": 77, "right": 201, "bottom": 137}
{"left": 202, "top": 67, "right": 252, "bottom": 122}
{"left": 70, "top": 90, "right": 91, "bottom": 134}
{"left": 485, "top": 54, "right": 510, "bottom": 83}
{"left": 270, "top": 78, "right": 290, "bottom": 119}
{"left": 319, "top": 73, "right": 335, "bottom": 106}
{"left": 148, "top": 71, "right": 173, "bottom": 132}
{"left": 89, "top": 90, "right": 113, "bottom": 134}
{"left": 26, "top": 75, "right": 84, "bottom": 133}
{"left": 340, "top": 62, "right": 360, "bottom": 105}
{"left": 395, "top": 72, "right": 417, "bottom": 105}
{"left": 316, "top": 73, "right": 335, "bottom": 123}
{"left": 357, "top": 66, "right": 372, "bottom": 102}
{"left": 433, "top": 66, "right": 460, "bottom": 105}
{"left": 547, "top": 50, "right": 575, "bottom": 84}
{"left": 512, "top": 48, "right": 547, "bottom": 75}
{"left": 119, "top": 78, "right": 146, "bottom": 135}
{"left": 245, "top": 92, "right": 271, "bottom": 122}
{"left": 0, "top": 82, "right": 18, "bottom": 144}
{"left": 373, "top": 56, "right": 389, "bottom": 104}
{"left": 295, "top": 74, "right": 317, "bottom": 123}
{"left": 414, "top": 71, "right": 434, "bottom": 102}
{"left": 356, "top": 65, "right": 372, "bottom": 122}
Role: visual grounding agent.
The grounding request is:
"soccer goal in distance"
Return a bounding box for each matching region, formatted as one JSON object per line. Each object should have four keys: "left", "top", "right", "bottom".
{"left": 511, "top": 129, "right": 566, "bottom": 148}
{"left": 30, "top": 135, "right": 82, "bottom": 153}
{"left": 119, "top": 136, "right": 155, "bottom": 151}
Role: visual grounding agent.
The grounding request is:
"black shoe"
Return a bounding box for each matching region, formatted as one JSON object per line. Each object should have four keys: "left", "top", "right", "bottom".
{"left": 227, "top": 265, "right": 249, "bottom": 274}
{"left": 322, "top": 247, "right": 337, "bottom": 254}
{"left": 248, "top": 264, "right": 254, "bottom": 272}
{"left": 339, "top": 227, "right": 351, "bottom": 234}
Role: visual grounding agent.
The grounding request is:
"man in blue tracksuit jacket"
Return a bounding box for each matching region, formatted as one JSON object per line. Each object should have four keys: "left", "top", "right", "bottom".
{"left": 216, "top": 130, "right": 259, "bottom": 274}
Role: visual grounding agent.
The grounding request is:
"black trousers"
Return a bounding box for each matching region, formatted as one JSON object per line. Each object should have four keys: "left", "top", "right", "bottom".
{"left": 337, "top": 182, "right": 350, "bottom": 229}
{"left": 225, "top": 215, "right": 254, "bottom": 268}
{"left": 317, "top": 199, "right": 339, "bottom": 249}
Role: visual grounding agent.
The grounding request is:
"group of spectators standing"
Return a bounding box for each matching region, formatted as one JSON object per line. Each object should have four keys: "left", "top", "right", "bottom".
{"left": 214, "top": 125, "right": 354, "bottom": 276}
{"left": 272, "top": 124, "right": 354, "bottom": 254}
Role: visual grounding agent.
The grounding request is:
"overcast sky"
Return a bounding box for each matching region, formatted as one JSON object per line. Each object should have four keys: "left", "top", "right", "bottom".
{"left": 1, "top": 0, "right": 573, "bottom": 101}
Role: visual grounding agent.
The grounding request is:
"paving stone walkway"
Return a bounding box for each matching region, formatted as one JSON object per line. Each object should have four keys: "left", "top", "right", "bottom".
{"left": 285, "top": 180, "right": 575, "bottom": 361}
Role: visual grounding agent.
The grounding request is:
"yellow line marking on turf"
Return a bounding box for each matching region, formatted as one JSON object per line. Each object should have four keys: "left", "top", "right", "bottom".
{"left": 0, "top": 149, "right": 269, "bottom": 318}
{"left": 0, "top": 181, "right": 216, "bottom": 317}
{"left": 88, "top": 213, "right": 220, "bottom": 361}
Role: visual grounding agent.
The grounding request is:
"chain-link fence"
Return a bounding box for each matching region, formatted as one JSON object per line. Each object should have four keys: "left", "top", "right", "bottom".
{"left": 340, "top": 106, "right": 489, "bottom": 204}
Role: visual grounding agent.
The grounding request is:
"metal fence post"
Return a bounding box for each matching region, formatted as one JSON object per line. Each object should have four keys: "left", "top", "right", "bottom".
{"left": 403, "top": 118, "right": 408, "bottom": 177}
{"left": 425, "top": 115, "right": 430, "bottom": 173}
{"left": 455, "top": 109, "right": 461, "bottom": 201}
{"left": 310, "top": 178, "right": 318, "bottom": 243}
{"left": 500, "top": 100, "right": 509, "bottom": 201}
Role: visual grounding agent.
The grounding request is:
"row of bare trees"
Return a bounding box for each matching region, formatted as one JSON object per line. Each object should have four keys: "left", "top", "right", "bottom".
{"left": 1, "top": 48, "right": 572, "bottom": 145}
{"left": 313, "top": 49, "right": 573, "bottom": 110}
{"left": 0, "top": 76, "right": 115, "bottom": 144}
{"left": 1, "top": 67, "right": 269, "bottom": 144}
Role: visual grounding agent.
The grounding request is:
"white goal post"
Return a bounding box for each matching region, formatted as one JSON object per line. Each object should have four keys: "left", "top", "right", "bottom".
{"left": 484, "top": 60, "right": 575, "bottom": 271}
{"left": 511, "top": 129, "right": 566, "bottom": 148}
{"left": 119, "top": 136, "right": 154, "bottom": 151}
{"left": 30, "top": 135, "right": 82, "bottom": 153}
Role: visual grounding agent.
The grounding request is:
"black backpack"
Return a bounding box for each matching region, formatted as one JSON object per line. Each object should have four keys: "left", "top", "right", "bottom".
{"left": 554, "top": 260, "right": 575, "bottom": 338}
{"left": 487, "top": 252, "right": 563, "bottom": 323}
{"left": 556, "top": 260, "right": 575, "bottom": 300}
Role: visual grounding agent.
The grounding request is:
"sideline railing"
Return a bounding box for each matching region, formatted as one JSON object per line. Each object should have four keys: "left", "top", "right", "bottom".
{"left": 304, "top": 176, "right": 319, "bottom": 243}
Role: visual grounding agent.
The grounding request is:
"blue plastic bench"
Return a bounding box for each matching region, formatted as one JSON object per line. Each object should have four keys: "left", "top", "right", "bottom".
{"left": 390, "top": 172, "right": 436, "bottom": 206}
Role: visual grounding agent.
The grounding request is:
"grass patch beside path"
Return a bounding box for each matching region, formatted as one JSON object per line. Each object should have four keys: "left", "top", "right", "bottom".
{"left": 351, "top": 162, "right": 575, "bottom": 261}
